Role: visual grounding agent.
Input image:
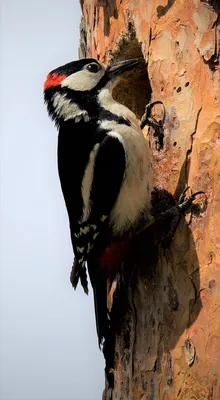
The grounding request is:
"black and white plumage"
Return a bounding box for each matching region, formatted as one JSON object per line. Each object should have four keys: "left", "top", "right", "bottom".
{"left": 44, "top": 58, "right": 152, "bottom": 346}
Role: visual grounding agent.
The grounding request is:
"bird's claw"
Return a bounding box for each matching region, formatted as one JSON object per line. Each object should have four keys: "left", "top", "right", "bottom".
{"left": 140, "top": 100, "right": 165, "bottom": 130}
{"left": 158, "top": 188, "right": 205, "bottom": 250}
{"left": 178, "top": 186, "right": 190, "bottom": 204}
{"left": 177, "top": 188, "right": 205, "bottom": 213}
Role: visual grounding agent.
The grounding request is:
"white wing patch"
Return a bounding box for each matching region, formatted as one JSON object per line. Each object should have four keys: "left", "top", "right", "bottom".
{"left": 76, "top": 247, "right": 84, "bottom": 253}
{"left": 81, "top": 143, "right": 100, "bottom": 222}
{"left": 73, "top": 221, "right": 101, "bottom": 262}
{"left": 80, "top": 226, "right": 90, "bottom": 234}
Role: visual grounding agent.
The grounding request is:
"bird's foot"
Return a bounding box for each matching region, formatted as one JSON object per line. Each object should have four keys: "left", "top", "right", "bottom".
{"left": 176, "top": 187, "right": 205, "bottom": 213}
{"left": 158, "top": 187, "right": 205, "bottom": 249}
{"left": 140, "top": 101, "right": 166, "bottom": 150}
{"left": 140, "top": 100, "right": 165, "bottom": 129}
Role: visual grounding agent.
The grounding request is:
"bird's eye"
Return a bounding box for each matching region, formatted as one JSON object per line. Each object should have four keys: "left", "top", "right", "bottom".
{"left": 86, "top": 63, "right": 100, "bottom": 73}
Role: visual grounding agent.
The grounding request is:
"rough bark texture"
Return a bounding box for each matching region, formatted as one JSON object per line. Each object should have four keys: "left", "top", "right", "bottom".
{"left": 79, "top": 1, "right": 220, "bottom": 399}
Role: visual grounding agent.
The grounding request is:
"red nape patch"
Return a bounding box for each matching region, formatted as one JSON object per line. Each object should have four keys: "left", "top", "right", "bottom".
{"left": 98, "top": 234, "right": 130, "bottom": 277}
{"left": 44, "top": 73, "right": 67, "bottom": 90}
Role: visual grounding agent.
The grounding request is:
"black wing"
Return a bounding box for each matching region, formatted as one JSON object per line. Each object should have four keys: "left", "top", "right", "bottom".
{"left": 70, "top": 133, "right": 126, "bottom": 289}
{"left": 58, "top": 121, "right": 126, "bottom": 297}
{"left": 58, "top": 120, "right": 99, "bottom": 293}
{"left": 58, "top": 121, "right": 126, "bottom": 346}
{"left": 89, "top": 134, "right": 126, "bottom": 220}
{"left": 87, "top": 134, "right": 126, "bottom": 346}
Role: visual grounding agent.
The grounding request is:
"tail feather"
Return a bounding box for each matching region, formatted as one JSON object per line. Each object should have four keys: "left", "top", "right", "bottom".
{"left": 88, "top": 259, "right": 115, "bottom": 389}
{"left": 92, "top": 274, "right": 115, "bottom": 390}
{"left": 93, "top": 279, "right": 110, "bottom": 347}
{"left": 87, "top": 259, "right": 109, "bottom": 347}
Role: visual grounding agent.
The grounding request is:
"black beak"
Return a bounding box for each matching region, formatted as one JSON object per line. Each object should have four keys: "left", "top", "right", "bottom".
{"left": 107, "top": 58, "right": 142, "bottom": 80}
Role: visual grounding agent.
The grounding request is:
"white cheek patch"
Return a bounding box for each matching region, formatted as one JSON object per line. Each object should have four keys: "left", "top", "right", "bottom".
{"left": 61, "top": 69, "right": 105, "bottom": 91}
{"left": 53, "top": 93, "right": 88, "bottom": 121}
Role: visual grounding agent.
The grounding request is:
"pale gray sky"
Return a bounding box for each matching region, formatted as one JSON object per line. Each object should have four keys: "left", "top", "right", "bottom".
{"left": 0, "top": 1, "right": 104, "bottom": 399}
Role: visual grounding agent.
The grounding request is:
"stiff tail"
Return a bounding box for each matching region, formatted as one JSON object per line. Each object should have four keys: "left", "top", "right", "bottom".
{"left": 88, "top": 259, "right": 110, "bottom": 347}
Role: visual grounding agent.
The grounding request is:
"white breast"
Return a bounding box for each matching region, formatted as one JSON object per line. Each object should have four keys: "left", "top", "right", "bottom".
{"left": 103, "top": 122, "right": 152, "bottom": 234}
{"left": 98, "top": 89, "right": 152, "bottom": 234}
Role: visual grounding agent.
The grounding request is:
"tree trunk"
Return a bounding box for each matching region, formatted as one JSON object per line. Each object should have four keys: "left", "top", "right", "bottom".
{"left": 79, "top": 1, "right": 220, "bottom": 399}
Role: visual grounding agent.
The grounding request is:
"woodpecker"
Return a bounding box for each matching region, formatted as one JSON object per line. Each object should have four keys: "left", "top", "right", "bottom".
{"left": 43, "top": 58, "right": 203, "bottom": 350}
{"left": 44, "top": 57, "right": 152, "bottom": 343}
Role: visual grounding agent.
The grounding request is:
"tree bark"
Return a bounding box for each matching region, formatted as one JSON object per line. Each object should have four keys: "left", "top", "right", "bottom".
{"left": 79, "top": 1, "right": 220, "bottom": 399}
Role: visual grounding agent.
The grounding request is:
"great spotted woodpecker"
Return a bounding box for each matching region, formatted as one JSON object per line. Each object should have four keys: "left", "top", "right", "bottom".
{"left": 44, "top": 57, "right": 152, "bottom": 345}
{"left": 43, "top": 58, "right": 203, "bottom": 349}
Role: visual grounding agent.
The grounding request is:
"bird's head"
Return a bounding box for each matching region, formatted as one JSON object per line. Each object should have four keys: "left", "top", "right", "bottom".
{"left": 44, "top": 57, "right": 141, "bottom": 126}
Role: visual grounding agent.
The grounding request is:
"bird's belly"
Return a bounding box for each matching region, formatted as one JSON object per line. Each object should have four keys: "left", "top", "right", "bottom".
{"left": 109, "top": 125, "right": 152, "bottom": 234}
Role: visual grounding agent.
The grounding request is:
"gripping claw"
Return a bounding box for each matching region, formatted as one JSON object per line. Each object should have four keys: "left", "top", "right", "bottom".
{"left": 156, "top": 188, "right": 205, "bottom": 249}
{"left": 140, "top": 100, "right": 166, "bottom": 130}
{"left": 177, "top": 189, "right": 205, "bottom": 213}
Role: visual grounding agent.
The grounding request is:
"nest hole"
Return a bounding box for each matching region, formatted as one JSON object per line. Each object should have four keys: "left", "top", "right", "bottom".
{"left": 111, "top": 35, "right": 152, "bottom": 120}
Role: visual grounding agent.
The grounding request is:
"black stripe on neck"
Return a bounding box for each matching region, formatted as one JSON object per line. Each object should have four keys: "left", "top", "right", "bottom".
{"left": 98, "top": 109, "right": 131, "bottom": 126}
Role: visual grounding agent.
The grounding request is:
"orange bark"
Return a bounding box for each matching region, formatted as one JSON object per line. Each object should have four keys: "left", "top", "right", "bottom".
{"left": 79, "top": 1, "right": 220, "bottom": 399}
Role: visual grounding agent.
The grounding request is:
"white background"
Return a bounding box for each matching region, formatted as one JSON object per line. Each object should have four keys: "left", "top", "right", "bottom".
{"left": 0, "top": 1, "right": 104, "bottom": 399}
